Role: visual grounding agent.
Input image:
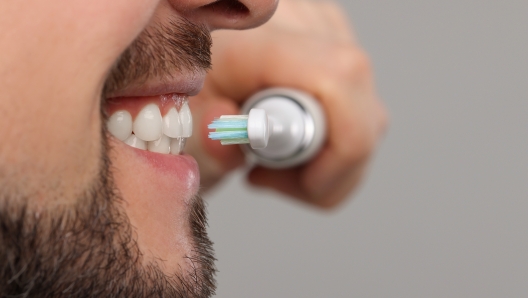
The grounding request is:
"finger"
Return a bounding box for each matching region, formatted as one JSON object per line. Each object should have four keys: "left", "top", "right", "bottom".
{"left": 247, "top": 167, "right": 307, "bottom": 200}
{"left": 188, "top": 93, "right": 245, "bottom": 188}
{"left": 300, "top": 141, "right": 370, "bottom": 206}
{"left": 319, "top": 1, "right": 356, "bottom": 43}
{"left": 272, "top": 0, "right": 355, "bottom": 42}
{"left": 248, "top": 158, "right": 367, "bottom": 209}
{"left": 296, "top": 48, "right": 381, "bottom": 202}
{"left": 209, "top": 31, "right": 347, "bottom": 102}
{"left": 210, "top": 29, "right": 371, "bottom": 102}
{"left": 208, "top": 28, "right": 285, "bottom": 102}
{"left": 301, "top": 85, "right": 379, "bottom": 201}
{"left": 270, "top": 0, "right": 329, "bottom": 36}
{"left": 307, "top": 157, "right": 368, "bottom": 209}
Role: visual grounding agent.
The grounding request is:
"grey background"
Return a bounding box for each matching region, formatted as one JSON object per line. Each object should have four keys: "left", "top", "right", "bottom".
{"left": 206, "top": 0, "right": 528, "bottom": 297}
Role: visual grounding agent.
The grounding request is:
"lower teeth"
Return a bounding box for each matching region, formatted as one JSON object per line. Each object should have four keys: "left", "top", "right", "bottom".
{"left": 170, "top": 137, "right": 187, "bottom": 155}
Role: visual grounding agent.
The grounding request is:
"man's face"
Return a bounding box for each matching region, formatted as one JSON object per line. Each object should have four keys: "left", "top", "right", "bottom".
{"left": 0, "top": 0, "right": 276, "bottom": 296}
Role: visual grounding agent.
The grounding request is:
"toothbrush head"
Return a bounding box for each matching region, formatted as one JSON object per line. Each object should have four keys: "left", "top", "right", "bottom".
{"left": 208, "top": 115, "right": 249, "bottom": 145}
{"left": 208, "top": 109, "right": 269, "bottom": 148}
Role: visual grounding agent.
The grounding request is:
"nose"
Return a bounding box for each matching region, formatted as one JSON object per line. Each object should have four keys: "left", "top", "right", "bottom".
{"left": 169, "top": 0, "right": 278, "bottom": 30}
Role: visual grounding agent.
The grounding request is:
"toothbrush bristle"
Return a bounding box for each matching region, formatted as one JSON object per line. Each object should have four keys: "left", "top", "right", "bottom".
{"left": 220, "top": 138, "right": 250, "bottom": 145}
{"left": 208, "top": 130, "right": 248, "bottom": 140}
{"left": 208, "top": 115, "right": 250, "bottom": 145}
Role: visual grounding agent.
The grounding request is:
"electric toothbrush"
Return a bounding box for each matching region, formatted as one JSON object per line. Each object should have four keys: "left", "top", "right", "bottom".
{"left": 208, "top": 88, "right": 326, "bottom": 169}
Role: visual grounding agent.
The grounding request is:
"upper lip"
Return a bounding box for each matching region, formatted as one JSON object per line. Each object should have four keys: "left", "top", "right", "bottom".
{"left": 106, "top": 70, "right": 206, "bottom": 98}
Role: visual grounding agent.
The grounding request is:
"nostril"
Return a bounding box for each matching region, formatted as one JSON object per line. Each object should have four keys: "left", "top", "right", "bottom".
{"left": 200, "top": 0, "right": 250, "bottom": 19}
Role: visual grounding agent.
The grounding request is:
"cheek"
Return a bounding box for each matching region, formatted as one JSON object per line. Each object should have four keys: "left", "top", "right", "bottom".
{"left": 87, "top": 0, "right": 160, "bottom": 61}
{"left": 0, "top": 0, "right": 160, "bottom": 200}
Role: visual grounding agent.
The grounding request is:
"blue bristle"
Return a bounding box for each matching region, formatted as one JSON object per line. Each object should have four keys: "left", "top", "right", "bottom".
{"left": 208, "top": 119, "right": 248, "bottom": 129}
{"left": 208, "top": 115, "right": 249, "bottom": 144}
{"left": 208, "top": 131, "right": 248, "bottom": 140}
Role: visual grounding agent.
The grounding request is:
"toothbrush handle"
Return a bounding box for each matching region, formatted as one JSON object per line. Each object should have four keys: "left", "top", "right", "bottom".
{"left": 241, "top": 88, "right": 327, "bottom": 169}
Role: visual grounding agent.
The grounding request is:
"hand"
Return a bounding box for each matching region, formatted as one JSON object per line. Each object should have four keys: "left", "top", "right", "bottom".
{"left": 188, "top": 0, "right": 388, "bottom": 209}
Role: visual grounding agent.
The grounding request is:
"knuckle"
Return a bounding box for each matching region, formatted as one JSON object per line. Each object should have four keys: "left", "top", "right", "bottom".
{"left": 320, "top": 1, "right": 344, "bottom": 15}
{"left": 329, "top": 46, "right": 372, "bottom": 82}
{"left": 333, "top": 124, "right": 374, "bottom": 165}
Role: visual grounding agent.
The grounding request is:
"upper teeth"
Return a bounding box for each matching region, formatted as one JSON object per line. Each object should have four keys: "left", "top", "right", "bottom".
{"left": 107, "top": 110, "right": 133, "bottom": 141}
{"left": 162, "top": 107, "right": 183, "bottom": 138}
{"left": 133, "top": 103, "right": 163, "bottom": 142}
{"left": 106, "top": 100, "right": 192, "bottom": 155}
{"left": 179, "top": 101, "right": 193, "bottom": 138}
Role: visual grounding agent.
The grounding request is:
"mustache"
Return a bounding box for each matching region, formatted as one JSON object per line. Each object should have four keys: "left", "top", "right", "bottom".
{"left": 104, "top": 18, "right": 212, "bottom": 96}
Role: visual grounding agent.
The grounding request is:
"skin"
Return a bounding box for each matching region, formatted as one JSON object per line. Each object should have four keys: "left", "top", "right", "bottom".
{"left": 0, "top": 0, "right": 277, "bottom": 288}
{"left": 0, "top": 0, "right": 387, "bottom": 292}
{"left": 192, "top": 0, "right": 388, "bottom": 208}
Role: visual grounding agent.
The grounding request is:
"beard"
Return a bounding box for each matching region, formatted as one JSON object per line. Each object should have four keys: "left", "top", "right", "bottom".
{"left": 0, "top": 133, "right": 216, "bottom": 297}
{"left": 0, "top": 19, "right": 216, "bottom": 297}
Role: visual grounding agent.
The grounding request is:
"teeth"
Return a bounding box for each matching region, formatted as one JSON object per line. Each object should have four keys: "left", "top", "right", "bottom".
{"left": 133, "top": 103, "right": 162, "bottom": 142}
{"left": 163, "top": 107, "right": 183, "bottom": 138}
{"left": 124, "top": 134, "right": 147, "bottom": 150}
{"left": 148, "top": 134, "right": 171, "bottom": 154}
{"left": 170, "top": 137, "right": 186, "bottom": 155}
{"left": 107, "top": 110, "right": 132, "bottom": 141}
{"left": 108, "top": 97, "right": 192, "bottom": 155}
{"left": 180, "top": 101, "right": 193, "bottom": 138}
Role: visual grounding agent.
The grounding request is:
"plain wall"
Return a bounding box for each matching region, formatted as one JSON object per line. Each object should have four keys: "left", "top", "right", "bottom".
{"left": 206, "top": 0, "right": 528, "bottom": 297}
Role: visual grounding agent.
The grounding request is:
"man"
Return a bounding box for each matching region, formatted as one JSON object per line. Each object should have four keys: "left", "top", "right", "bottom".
{"left": 0, "top": 0, "right": 386, "bottom": 296}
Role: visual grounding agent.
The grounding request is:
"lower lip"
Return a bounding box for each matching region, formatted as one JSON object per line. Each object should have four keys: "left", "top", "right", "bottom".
{"left": 125, "top": 142, "right": 200, "bottom": 196}
{"left": 108, "top": 137, "right": 201, "bottom": 264}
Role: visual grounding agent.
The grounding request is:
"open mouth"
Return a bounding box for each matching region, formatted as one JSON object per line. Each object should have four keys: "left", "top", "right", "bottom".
{"left": 105, "top": 93, "right": 192, "bottom": 154}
